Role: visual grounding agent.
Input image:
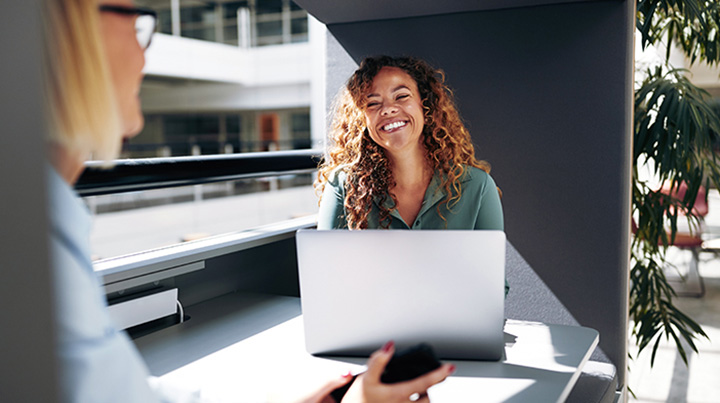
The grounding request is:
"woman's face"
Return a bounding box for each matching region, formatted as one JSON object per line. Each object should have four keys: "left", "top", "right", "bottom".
{"left": 363, "top": 67, "right": 425, "bottom": 158}
{"left": 99, "top": 0, "right": 146, "bottom": 137}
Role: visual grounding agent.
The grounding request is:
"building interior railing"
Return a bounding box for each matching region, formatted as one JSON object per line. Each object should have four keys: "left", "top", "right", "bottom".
{"left": 76, "top": 148, "right": 322, "bottom": 196}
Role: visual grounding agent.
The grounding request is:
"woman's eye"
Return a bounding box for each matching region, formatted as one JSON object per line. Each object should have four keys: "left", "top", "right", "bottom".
{"left": 367, "top": 102, "right": 380, "bottom": 108}
{"left": 397, "top": 94, "right": 409, "bottom": 100}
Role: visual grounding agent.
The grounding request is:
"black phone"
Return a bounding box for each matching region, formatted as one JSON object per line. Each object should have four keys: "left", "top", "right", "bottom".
{"left": 329, "top": 343, "right": 441, "bottom": 402}
{"left": 380, "top": 343, "right": 442, "bottom": 383}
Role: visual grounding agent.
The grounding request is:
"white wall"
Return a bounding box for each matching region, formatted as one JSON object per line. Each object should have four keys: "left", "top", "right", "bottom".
{"left": 140, "top": 82, "right": 310, "bottom": 113}
{"left": 144, "top": 34, "right": 311, "bottom": 86}
{"left": 141, "top": 28, "right": 326, "bottom": 135}
{"left": 308, "top": 16, "right": 327, "bottom": 148}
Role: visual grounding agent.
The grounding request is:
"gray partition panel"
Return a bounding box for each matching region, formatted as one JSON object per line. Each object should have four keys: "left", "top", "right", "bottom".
{"left": 0, "top": 1, "right": 59, "bottom": 401}
{"left": 321, "top": 1, "right": 632, "bottom": 387}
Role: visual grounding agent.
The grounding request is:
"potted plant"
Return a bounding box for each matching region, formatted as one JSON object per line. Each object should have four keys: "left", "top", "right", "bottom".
{"left": 632, "top": 0, "right": 720, "bottom": 366}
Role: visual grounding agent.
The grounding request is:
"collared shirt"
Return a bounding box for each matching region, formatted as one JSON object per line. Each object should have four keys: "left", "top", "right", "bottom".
{"left": 317, "top": 165, "right": 504, "bottom": 231}
{"left": 47, "top": 167, "right": 161, "bottom": 403}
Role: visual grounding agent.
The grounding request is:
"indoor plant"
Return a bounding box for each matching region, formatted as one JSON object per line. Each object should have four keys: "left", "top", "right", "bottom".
{"left": 632, "top": 0, "right": 720, "bottom": 365}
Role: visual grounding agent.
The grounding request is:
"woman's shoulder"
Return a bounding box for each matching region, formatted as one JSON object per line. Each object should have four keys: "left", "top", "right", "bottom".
{"left": 460, "top": 164, "right": 495, "bottom": 185}
{"left": 326, "top": 165, "right": 349, "bottom": 187}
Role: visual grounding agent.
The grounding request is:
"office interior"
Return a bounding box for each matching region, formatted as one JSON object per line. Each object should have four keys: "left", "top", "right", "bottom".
{"left": 2, "top": 0, "right": 719, "bottom": 401}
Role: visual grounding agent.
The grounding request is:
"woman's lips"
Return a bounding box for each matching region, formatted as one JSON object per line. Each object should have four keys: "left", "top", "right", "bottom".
{"left": 381, "top": 120, "right": 407, "bottom": 132}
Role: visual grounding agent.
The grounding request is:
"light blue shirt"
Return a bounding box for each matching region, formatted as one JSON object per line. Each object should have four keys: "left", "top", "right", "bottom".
{"left": 48, "top": 167, "right": 161, "bottom": 403}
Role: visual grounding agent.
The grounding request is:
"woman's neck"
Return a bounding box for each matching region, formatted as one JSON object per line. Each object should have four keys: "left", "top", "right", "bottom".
{"left": 48, "top": 143, "right": 86, "bottom": 185}
{"left": 388, "top": 147, "right": 432, "bottom": 190}
{"left": 386, "top": 146, "right": 432, "bottom": 226}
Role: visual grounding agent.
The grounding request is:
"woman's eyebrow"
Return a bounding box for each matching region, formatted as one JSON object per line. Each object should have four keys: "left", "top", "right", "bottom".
{"left": 366, "top": 85, "right": 411, "bottom": 98}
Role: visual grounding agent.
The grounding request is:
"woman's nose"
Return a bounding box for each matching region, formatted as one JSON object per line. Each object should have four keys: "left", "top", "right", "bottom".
{"left": 381, "top": 103, "right": 398, "bottom": 116}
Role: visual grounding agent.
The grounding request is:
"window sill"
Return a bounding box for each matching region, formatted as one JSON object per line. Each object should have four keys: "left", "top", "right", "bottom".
{"left": 96, "top": 214, "right": 317, "bottom": 293}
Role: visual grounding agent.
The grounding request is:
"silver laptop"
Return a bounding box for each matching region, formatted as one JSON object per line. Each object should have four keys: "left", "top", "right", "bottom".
{"left": 295, "top": 229, "right": 506, "bottom": 360}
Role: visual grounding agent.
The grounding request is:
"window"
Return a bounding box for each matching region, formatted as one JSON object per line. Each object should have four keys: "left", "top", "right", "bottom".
{"left": 125, "top": 110, "right": 311, "bottom": 158}
{"left": 86, "top": 173, "right": 317, "bottom": 260}
{"left": 88, "top": 0, "right": 321, "bottom": 261}
{"left": 180, "top": 3, "right": 216, "bottom": 41}
{"left": 136, "top": 0, "right": 308, "bottom": 46}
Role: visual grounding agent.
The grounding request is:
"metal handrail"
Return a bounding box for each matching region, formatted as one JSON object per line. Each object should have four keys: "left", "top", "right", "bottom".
{"left": 76, "top": 149, "right": 323, "bottom": 196}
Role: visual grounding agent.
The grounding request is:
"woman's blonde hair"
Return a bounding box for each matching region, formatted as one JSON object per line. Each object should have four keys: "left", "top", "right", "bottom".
{"left": 43, "top": 0, "right": 123, "bottom": 162}
{"left": 316, "top": 55, "right": 491, "bottom": 229}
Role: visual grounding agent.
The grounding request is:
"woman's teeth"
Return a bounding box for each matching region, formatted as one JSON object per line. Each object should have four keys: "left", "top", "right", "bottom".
{"left": 383, "top": 121, "right": 406, "bottom": 131}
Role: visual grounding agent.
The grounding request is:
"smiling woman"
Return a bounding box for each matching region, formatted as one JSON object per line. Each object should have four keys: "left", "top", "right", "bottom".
{"left": 316, "top": 55, "right": 504, "bottom": 232}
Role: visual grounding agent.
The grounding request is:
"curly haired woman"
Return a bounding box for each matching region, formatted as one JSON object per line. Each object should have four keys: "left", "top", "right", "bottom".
{"left": 316, "top": 55, "right": 504, "bottom": 233}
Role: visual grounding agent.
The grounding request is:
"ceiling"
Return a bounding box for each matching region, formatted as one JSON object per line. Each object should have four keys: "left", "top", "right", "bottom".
{"left": 294, "top": 0, "right": 603, "bottom": 25}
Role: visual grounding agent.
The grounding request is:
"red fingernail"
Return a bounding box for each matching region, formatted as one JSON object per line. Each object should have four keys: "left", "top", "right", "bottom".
{"left": 342, "top": 371, "right": 353, "bottom": 378}
{"left": 382, "top": 340, "right": 394, "bottom": 352}
{"left": 448, "top": 364, "right": 456, "bottom": 373}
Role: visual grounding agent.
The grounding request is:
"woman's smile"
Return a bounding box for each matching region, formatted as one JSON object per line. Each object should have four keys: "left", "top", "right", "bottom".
{"left": 380, "top": 119, "right": 409, "bottom": 133}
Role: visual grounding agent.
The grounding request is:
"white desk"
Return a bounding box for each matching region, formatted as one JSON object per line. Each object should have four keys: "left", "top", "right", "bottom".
{"left": 136, "top": 293, "right": 598, "bottom": 403}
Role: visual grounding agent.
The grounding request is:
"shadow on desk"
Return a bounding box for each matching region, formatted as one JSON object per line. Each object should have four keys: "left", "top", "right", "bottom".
{"left": 136, "top": 294, "right": 302, "bottom": 376}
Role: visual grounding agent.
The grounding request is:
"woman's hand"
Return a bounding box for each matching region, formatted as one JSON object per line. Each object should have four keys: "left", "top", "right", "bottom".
{"left": 298, "top": 372, "right": 354, "bottom": 403}
{"left": 342, "top": 341, "right": 455, "bottom": 403}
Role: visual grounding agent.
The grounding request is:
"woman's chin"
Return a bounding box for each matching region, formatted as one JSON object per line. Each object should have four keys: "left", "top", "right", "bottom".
{"left": 380, "top": 139, "right": 422, "bottom": 156}
{"left": 122, "top": 115, "right": 145, "bottom": 139}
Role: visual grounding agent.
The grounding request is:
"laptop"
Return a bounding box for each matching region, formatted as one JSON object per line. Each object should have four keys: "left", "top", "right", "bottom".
{"left": 295, "top": 229, "right": 506, "bottom": 360}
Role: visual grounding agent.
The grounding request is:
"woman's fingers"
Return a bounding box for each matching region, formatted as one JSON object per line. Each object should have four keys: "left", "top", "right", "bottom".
{"left": 363, "top": 340, "right": 395, "bottom": 382}
{"left": 394, "top": 363, "right": 456, "bottom": 398}
{"left": 342, "top": 342, "right": 455, "bottom": 403}
{"left": 298, "top": 372, "right": 354, "bottom": 403}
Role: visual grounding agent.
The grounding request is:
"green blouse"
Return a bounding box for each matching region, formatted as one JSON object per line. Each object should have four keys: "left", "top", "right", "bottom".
{"left": 317, "top": 165, "right": 504, "bottom": 231}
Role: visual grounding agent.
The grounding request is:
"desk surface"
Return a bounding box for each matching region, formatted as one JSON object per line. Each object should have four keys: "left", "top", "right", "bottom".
{"left": 136, "top": 293, "right": 598, "bottom": 403}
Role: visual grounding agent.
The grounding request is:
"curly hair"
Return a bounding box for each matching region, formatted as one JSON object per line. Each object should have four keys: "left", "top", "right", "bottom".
{"left": 316, "top": 55, "right": 491, "bottom": 229}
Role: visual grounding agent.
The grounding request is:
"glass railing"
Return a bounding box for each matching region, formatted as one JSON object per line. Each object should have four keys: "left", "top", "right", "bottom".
{"left": 78, "top": 149, "right": 322, "bottom": 260}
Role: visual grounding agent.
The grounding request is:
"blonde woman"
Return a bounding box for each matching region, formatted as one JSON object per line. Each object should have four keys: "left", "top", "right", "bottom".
{"left": 43, "top": 2, "right": 452, "bottom": 402}
{"left": 44, "top": 0, "right": 161, "bottom": 401}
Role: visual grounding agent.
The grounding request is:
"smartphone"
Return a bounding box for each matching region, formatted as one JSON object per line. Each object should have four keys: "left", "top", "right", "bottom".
{"left": 380, "top": 343, "right": 442, "bottom": 383}
{"left": 330, "top": 343, "right": 441, "bottom": 402}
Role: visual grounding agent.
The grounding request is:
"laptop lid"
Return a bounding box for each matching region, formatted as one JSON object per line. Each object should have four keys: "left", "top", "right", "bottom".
{"left": 296, "top": 229, "right": 506, "bottom": 360}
